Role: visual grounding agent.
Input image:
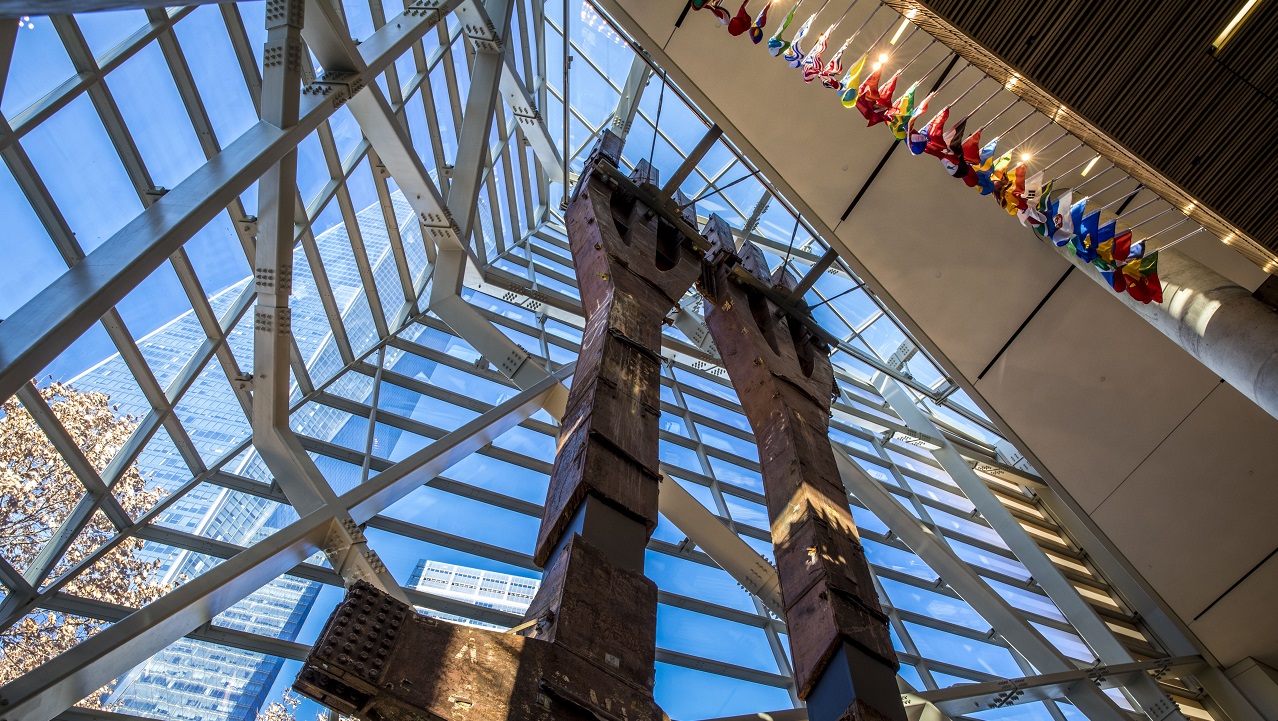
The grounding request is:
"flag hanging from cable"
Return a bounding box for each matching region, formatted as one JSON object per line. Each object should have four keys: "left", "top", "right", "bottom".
{"left": 867, "top": 70, "right": 902, "bottom": 125}
{"left": 767, "top": 1, "right": 800, "bottom": 55}
{"left": 940, "top": 117, "right": 969, "bottom": 178}
{"left": 905, "top": 92, "right": 934, "bottom": 154}
{"left": 783, "top": 13, "right": 817, "bottom": 67}
{"left": 886, "top": 82, "right": 918, "bottom": 139}
{"left": 748, "top": 1, "right": 772, "bottom": 42}
{"left": 854, "top": 65, "right": 884, "bottom": 120}
{"left": 838, "top": 54, "right": 868, "bottom": 106}
{"left": 922, "top": 105, "right": 951, "bottom": 157}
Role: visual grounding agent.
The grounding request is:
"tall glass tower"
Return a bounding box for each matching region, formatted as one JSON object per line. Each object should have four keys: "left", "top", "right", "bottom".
{"left": 74, "top": 193, "right": 427, "bottom": 721}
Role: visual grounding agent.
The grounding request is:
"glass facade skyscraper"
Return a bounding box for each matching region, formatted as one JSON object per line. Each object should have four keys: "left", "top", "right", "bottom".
{"left": 73, "top": 193, "right": 427, "bottom": 721}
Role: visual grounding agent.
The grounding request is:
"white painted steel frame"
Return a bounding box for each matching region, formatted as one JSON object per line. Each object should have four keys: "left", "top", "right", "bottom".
{"left": 0, "top": 2, "right": 1255, "bottom": 721}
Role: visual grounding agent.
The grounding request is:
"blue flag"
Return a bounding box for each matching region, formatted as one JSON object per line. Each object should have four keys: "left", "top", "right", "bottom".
{"left": 1041, "top": 195, "right": 1061, "bottom": 239}
{"left": 1072, "top": 210, "right": 1102, "bottom": 262}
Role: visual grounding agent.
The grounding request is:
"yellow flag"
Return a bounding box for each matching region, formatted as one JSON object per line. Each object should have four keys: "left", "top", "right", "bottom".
{"left": 839, "top": 55, "right": 868, "bottom": 108}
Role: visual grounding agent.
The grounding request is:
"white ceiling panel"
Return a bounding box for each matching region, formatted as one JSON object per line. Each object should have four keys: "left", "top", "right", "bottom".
{"left": 1091, "top": 382, "right": 1278, "bottom": 622}
{"left": 976, "top": 272, "right": 1221, "bottom": 513}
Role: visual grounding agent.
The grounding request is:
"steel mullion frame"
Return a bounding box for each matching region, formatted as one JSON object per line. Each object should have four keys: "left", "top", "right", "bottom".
{"left": 0, "top": 303, "right": 417, "bottom": 635}
{"left": 0, "top": 7, "right": 195, "bottom": 153}
{"left": 530, "top": 0, "right": 550, "bottom": 212}
{"left": 663, "top": 363, "right": 799, "bottom": 703}
{"left": 316, "top": 122, "right": 393, "bottom": 340}
{"left": 50, "top": 15, "right": 217, "bottom": 474}
{"left": 512, "top": 125, "right": 537, "bottom": 231}
{"left": 881, "top": 381, "right": 1183, "bottom": 718}
{"left": 369, "top": 147, "right": 423, "bottom": 323}
{"left": 0, "top": 117, "right": 230, "bottom": 534}
{"left": 493, "top": 111, "right": 521, "bottom": 256}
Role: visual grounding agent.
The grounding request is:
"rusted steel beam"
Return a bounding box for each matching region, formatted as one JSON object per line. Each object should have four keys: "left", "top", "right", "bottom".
{"left": 697, "top": 222, "right": 906, "bottom": 721}
{"left": 295, "top": 131, "right": 702, "bottom": 721}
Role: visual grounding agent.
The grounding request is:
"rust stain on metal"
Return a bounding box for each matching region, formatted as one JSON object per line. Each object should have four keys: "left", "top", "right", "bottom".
{"left": 697, "top": 221, "right": 900, "bottom": 705}
{"left": 296, "top": 131, "right": 699, "bottom": 721}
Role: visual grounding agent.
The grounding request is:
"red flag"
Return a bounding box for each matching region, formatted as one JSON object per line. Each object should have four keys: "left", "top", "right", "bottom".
{"left": 923, "top": 105, "right": 951, "bottom": 158}
{"left": 1127, "top": 273, "right": 1163, "bottom": 304}
{"left": 959, "top": 126, "right": 983, "bottom": 187}
{"left": 855, "top": 66, "right": 884, "bottom": 121}
{"left": 867, "top": 70, "right": 902, "bottom": 126}
{"left": 727, "top": 0, "right": 751, "bottom": 35}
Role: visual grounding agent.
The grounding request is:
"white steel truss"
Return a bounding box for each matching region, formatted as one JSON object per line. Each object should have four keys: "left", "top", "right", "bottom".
{"left": 0, "top": 2, "right": 1259, "bottom": 721}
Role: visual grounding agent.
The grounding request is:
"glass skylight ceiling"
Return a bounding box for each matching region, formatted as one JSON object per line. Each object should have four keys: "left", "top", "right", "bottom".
{"left": 0, "top": 2, "right": 1206, "bottom": 721}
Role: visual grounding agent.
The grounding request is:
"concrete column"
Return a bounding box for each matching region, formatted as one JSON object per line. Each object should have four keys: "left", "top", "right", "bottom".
{"left": 1061, "top": 247, "right": 1278, "bottom": 420}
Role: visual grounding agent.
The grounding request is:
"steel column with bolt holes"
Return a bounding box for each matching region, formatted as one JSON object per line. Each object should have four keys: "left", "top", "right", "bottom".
{"left": 697, "top": 226, "right": 905, "bottom": 721}
{"left": 252, "top": 0, "right": 404, "bottom": 598}
{"left": 294, "top": 131, "right": 703, "bottom": 721}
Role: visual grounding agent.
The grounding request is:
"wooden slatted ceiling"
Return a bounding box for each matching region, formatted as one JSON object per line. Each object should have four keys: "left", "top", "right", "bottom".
{"left": 915, "top": 0, "right": 1278, "bottom": 253}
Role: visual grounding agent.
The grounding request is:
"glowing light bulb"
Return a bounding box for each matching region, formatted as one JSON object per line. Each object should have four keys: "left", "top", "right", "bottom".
{"left": 878, "top": 52, "right": 889, "bottom": 63}
{"left": 872, "top": 62, "right": 882, "bottom": 70}
{"left": 1020, "top": 153, "right": 1031, "bottom": 162}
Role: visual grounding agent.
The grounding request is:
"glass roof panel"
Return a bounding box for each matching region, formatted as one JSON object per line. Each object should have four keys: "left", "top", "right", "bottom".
{"left": 0, "top": 1, "right": 1181, "bottom": 719}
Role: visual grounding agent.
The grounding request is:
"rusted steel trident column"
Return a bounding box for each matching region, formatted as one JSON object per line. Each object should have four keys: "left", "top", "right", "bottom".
{"left": 293, "top": 131, "right": 701, "bottom": 721}
{"left": 698, "top": 226, "right": 906, "bottom": 721}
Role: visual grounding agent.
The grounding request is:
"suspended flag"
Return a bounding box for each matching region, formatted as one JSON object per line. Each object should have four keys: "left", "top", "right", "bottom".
{"left": 783, "top": 14, "right": 817, "bottom": 67}
{"left": 867, "top": 70, "right": 901, "bottom": 125}
{"left": 728, "top": 0, "right": 752, "bottom": 34}
{"left": 940, "top": 117, "right": 969, "bottom": 178}
{"left": 838, "top": 54, "right": 868, "bottom": 107}
{"left": 922, "top": 105, "right": 951, "bottom": 157}
{"left": 1035, "top": 180, "right": 1055, "bottom": 237}
{"left": 886, "top": 83, "right": 918, "bottom": 139}
{"left": 748, "top": 1, "right": 772, "bottom": 43}
{"left": 819, "top": 40, "right": 850, "bottom": 89}
{"left": 767, "top": 2, "right": 800, "bottom": 56}
{"left": 1000, "top": 163, "right": 1025, "bottom": 216}
{"left": 854, "top": 65, "right": 885, "bottom": 120}
{"left": 906, "top": 92, "right": 935, "bottom": 154}
{"left": 990, "top": 152, "right": 1014, "bottom": 202}
{"left": 707, "top": 0, "right": 732, "bottom": 24}
{"left": 692, "top": 0, "right": 711, "bottom": 8}
{"left": 1089, "top": 219, "right": 1116, "bottom": 267}
{"left": 801, "top": 26, "right": 833, "bottom": 82}
{"left": 1123, "top": 252, "right": 1163, "bottom": 304}
{"left": 1017, "top": 171, "right": 1046, "bottom": 228}
{"left": 957, "top": 125, "right": 984, "bottom": 187}
{"left": 1072, "top": 210, "right": 1101, "bottom": 260}
{"left": 1048, "top": 191, "right": 1075, "bottom": 245}
{"left": 971, "top": 138, "right": 999, "bottom": 194}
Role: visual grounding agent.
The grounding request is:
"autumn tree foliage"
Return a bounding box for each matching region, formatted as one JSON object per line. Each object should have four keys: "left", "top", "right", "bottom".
{"left": 0, "top": 381, "right": 173, "bottom": 703}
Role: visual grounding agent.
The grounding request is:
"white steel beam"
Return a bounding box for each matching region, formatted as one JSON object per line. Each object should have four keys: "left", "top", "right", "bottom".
{"left": 0, "top": 372, "right": 557, "bottom": 721}
{"left": 610, "top": 54, "right": 652, "bottom": 138}
{"left": 448, "top": 0, "right": 514, "bottom": 243}
{"left": 657, "top": 472, "right": 784, "bottom": 616}
{"left": 301, "top": 0, "right": 568, "bottom": 414}
{"left": 0, "top": 0, "right": 462, "bottom": 405}
{"left": 500, "top": 51, "right": 564, "bottom": 184}
{"left": 252, "top": 0, "right": 403, "bottom": 598}
{"left": 832, "top": 448, "right": 1130, "bottom": 721}
{"left": 873, "top": 375, "right": 1191, "bottom": 721}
